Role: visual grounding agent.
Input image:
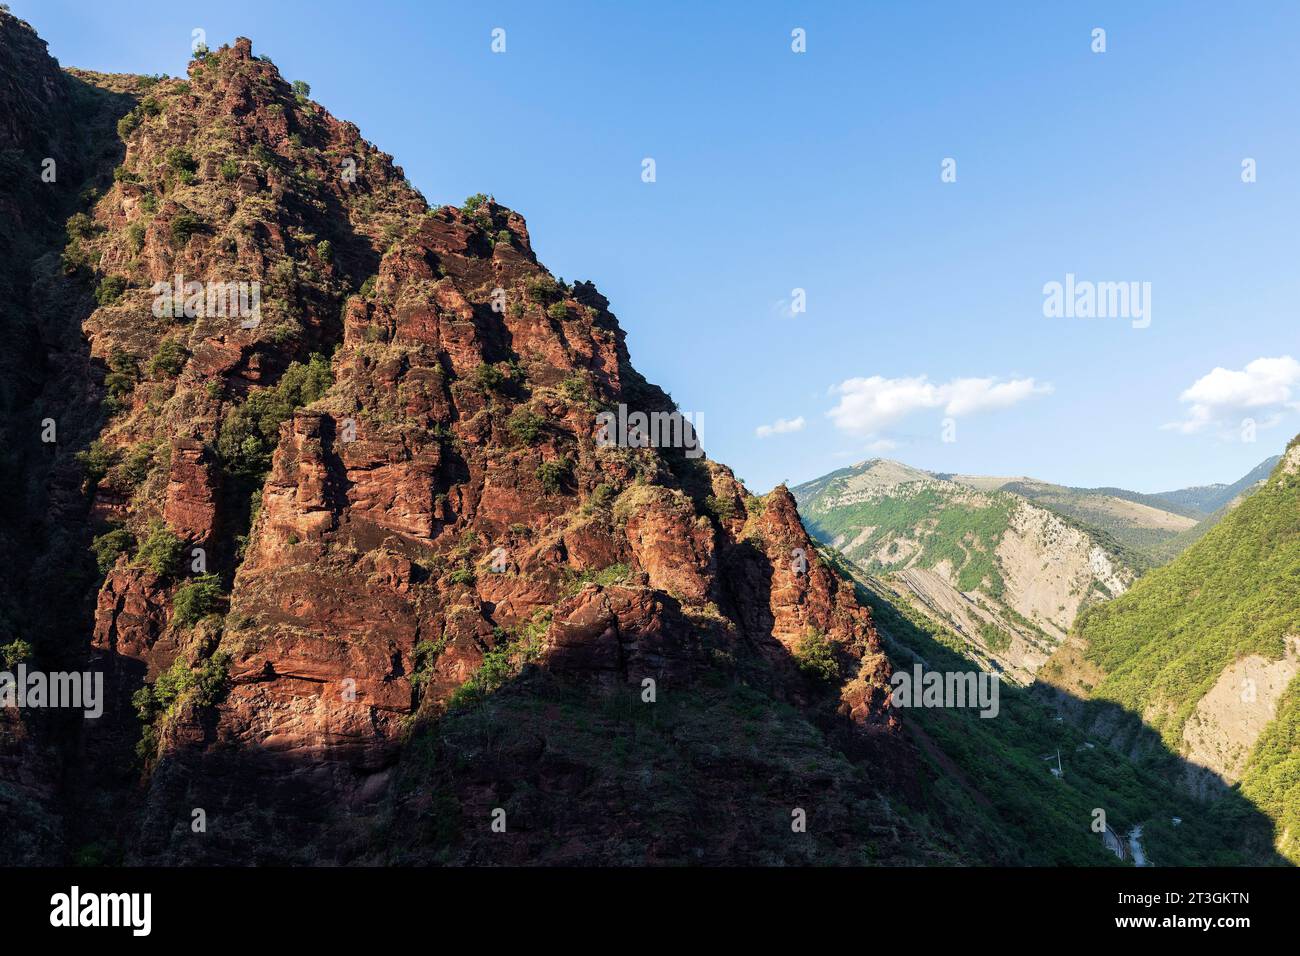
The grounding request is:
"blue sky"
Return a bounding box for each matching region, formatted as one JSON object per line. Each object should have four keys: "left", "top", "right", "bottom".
{"left": 16, "top": 0, "right": 1300, "bottom": 493}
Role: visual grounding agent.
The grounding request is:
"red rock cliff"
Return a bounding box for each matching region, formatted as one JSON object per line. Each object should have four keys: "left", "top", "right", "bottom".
{"left": 9, "top": 29, "right": 937, "bottom": 865}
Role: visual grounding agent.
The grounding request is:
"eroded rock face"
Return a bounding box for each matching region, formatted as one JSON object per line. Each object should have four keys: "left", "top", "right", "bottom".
{"left": 2, "top": 24, "right": 920, "bottom": 865}
{"left": 1182, "top": 636, "right": 1300, "bottom": 796}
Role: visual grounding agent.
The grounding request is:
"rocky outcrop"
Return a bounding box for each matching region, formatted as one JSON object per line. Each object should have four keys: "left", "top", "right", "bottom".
{"left": 0, "top": 27, "right": 929, "bottom": 864}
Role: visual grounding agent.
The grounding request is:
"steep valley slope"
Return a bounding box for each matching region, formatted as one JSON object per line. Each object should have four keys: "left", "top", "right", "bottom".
{"left": 832, "top": 549, "right": 1283, "bottom": 866}
{"left": 1041, "top": 436, "right": 1300, "bottom": 864}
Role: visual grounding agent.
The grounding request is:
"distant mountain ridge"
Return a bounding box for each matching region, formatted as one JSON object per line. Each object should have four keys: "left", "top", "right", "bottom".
{"left": 791, "top": 453, "right": 1283, "bottom": 682}
{"left": 1152, "top": 455, "right": 1282, "bottom": 516}
{"left": 972, "top": 479, "right": 1197, "bottom": 564}
{"left": 941, "top": 455, "right": 1280, "bottom": 564}
{"left": 792, "top": 459, "right": 1138, "bottom": 682}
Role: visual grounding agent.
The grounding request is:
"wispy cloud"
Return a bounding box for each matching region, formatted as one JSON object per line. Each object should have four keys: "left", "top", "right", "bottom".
{"left": 826, "top": 375, "right": 1051, "bottom": 435}
{"left": 756, "top": 415, "right": 806, "bottom": 438}
{"left": 1164, "top": 355, "right": 1300, "bottom": 436}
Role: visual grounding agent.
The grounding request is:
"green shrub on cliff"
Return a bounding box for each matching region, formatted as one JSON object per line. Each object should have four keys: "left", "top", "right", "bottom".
{"left": 169, "top": 212, "right": 202, "bottom": 246}
{"left": 92, "top": 527, "right": 134, "bottom": 573}
{"left": 75, "top": 440, "right": 115, "bottom": 484}
{"left": 132, "top": 650, "right": 232, "bottom": 761}
{"left": 147, "top": 338, "right": 187, "bottom": 377}
{"left": 217, "top": 353, "right": 332, "bottom": 479}
{"left": 794, "top": 629, "right": 839, "bottom": 683}
{"left": 95, "top": 274, "right": 127, "bottom": 306}
{"left": 505, "top": 407, "right": 545, "bottom": 445}
{"left": 135, "top": 520, "right": 184, "bottom": 578}
{"left": 172, "top": 574, "right": 224, "bottom": 627}
{"left": 536, "top": 457, "right": 571, "bottom": 494}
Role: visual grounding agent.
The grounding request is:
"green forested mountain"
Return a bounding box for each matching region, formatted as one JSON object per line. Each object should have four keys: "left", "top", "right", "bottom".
{"left": 792, "top": 460, "right": 1139, "bottom": 683}
{"left": 818, "top": 549, "right": 1280, "bottom": 866}
{"left": 1044, "top": 437, "right": 1300, "bottom": 863}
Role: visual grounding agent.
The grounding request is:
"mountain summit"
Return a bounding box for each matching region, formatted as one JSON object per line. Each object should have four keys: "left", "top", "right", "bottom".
{"left": 792, "top": 458, "right": 1137, "bottom": 681}
{"left": 0, "top": 23, "right": 938, "bottom": 864}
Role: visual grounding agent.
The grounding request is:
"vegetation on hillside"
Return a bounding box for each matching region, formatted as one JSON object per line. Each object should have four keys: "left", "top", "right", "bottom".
{"left": 836, "top": 556, "right": 1281, "bottom": 865}
{"left": 802, "top": 486, "right": 1013, "bottom": 596}
{"left": 1073, "top": 446, "right": 1300, "bottom": 751}
{"left": 1241, "top": 680, "right": 1300, "bottom": 863}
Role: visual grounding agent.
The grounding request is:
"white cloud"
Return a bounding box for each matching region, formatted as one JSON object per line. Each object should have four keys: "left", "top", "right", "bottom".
{"left": 1165, "top": 356, "right": 1300, "bottom": 435}
{"left": 826, "top": 375, "right": 1051, "bottom": 435}
{"left": 756, "top": 415, "right": 805, "bottom": 438}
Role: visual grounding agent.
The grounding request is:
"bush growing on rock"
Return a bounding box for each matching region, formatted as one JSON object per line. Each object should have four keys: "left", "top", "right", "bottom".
{"left": 524, "top": 274, "right": 560, "bottom": 304}
{"left": 587, "top": 483, "right": 615, "bottom": 511}
{"left": 147, "top": 338, "right": 188, "bottom": 377}
{"left": 506, "top": 407, "right": 545, "bottom": 445}
{"left": 117, "top": 441, "right": 157, "bottom": 487}
{"left": 65, "top": 212, "right": 95, "bottom": 240}
{"left": 470, "top": 362, "right": 506, "bottom": 392}
{"left": 169, "top": 212, "right": 202, "bottom": 246}
{"left": 172, "top": 574, "right": 224, "bottom": 627}
{"left": 165, "top": 146, "right": 197, "bottom": 174}
{"left": 132, "top": 651, "right": 231, "bottom": 727}
{"left": 217, "top": 354, "right": 332, "bottom": 479}
{"left": 104, "top": 346, "right": 139, "bottom": 398}
{"left": 135, "top": 520, "right": 185, "bottom": 579}
{"left": 795, "top": 629, "right": 840, "bottom": 683}
{"left": 125, "top": 221, "right": 146, "bottom": 254}
{"left": 75, "top": 440, "right": 115, "bottom": 484}
{"left": 0, "top": 639, "right": 32, "bottom": 669}
{"left": 95, "top": 274, "right": 127, "bottom": 306}
{"left": 116, "top": 109, "right": 142, "bottom": 139}
{"left": 705, "top": 494, "right": 737, "bottom": 522}
{"left": 447, "top": 566, "right": 476, "bottom": 587}
{"left": 536, "top": 457, "right": 572, "bottom": 494}
{"left": 91, "top": 527, "right": 134, "bottom": 573}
